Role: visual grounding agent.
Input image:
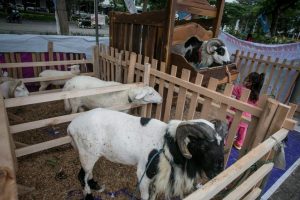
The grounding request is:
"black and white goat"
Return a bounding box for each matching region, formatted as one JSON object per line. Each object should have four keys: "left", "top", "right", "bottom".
{"left": 172, "top": 37, "right": 231, "bottom": 71}
{"left": 67, "top": 108, "right": 228, "bottom": 200}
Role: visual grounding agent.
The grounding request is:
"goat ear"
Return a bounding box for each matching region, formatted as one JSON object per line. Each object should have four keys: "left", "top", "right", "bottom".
{"left": 210, "top": 119, "right": 228, "bottom": 139}
{"left": 134, "top": 89, "right": 148, "bottom": 100}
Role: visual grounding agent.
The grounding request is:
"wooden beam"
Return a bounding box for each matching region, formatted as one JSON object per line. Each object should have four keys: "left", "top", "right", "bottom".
{"left": 223, "top": 163, "right": 273, "bottom": 200}
{"left": 10, "top": 104, "right": 142, "bottom": 134}
{"left": 0, "top": 95, "right": 18, "bottom": 199}
{"left": 183, "top": 128, "right": 289, "bottom": 200}
{"left": 4, "top": 83, "right": 144, "bottom": 108}
{"left": 0, "top": 59, "right": 93, "bottom": 69}
{"left": 20, "top": 72, "right": 94, "bottom": 83}
{"left": 15, "top": 136, "right": 71, "bottom": 157}
{"left": 242, "top": 188, "right": 262, "bottom": 200}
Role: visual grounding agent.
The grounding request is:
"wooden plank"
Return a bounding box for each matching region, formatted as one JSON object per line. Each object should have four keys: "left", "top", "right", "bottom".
{"left": 116, "top": 51, "right": 123, "bottom": 82}
{"left": 31, "top": 53, "right": 38, "bottom": 77}
{"left": 110, "top": 47, "right": 115, "bottom": 81}
{"left": 240, "top": 52, "right": 251, "bottom": 79}
{"left": 264, "top": 57, "right": 279, "bottom": 94}
{"left": 271, "top": 59, "right": 287, "bottom": 96}
{"left": 218, "top": 83, "right": 234, "bottom": 121}
{"left": 186, "top": 73, "right": 203, "bottom": 120}
{"left": 0, "top": 95, "right": 17, "bottom": 172}
{"left": 15, "top": 136, "right": 72, "bottom": 157}
{"left": 283, "top": 118, "right": 297, "bottom": 130}
{"left": 136, "top": 54, "right": 143, "bottom": 82}
{"left": 40, "top": 52, "right": 47, "bottom": 71}
{"left": 8, "top": 53, "right": 17, "bottom": 78}
{"left": 127, "top": 52, "right": 137, "bottom": 83}
{"left": 224, "top": 88, "right": 250, "bottom": 165}
{"left": 236, "top": 51, "right": 245, "bottom": 72}
{"left": 19, "top": 72, "right": 94, "bottom": 84}
{"left": 141, "top": 63, "right": 151, "bottom": 117}
{"left": 283, "top": 71, "right": 299, "bottom": 103}
{"left": 255, "top": 54, "right": 265, "bottom": 73}
{"left": 124, "top": 51, "right": 130, "bottom": 83}
{"left": 15, "top": 53, "right": 23, "bottom": 78}
{"left": 163, "top": 66, "right": 177, "bottom": 122}
{"left": 250, "top": 98, "right": 279, "bottom": 148}
{"left": 55, "top": 52, "right": 61, "bottom": 70}
{"left": 155, "top": 62, "right": 166, "bottom": 120}
{"left": 223, "top": 163, "right": 273, "bottom": 200}
{"left": 0, "top": 59, "right": 93, "bottom": 69}
{"left": 242, "top": 188, "right": 261, "bottom": 200}
{"left": 245, "top": 53, "right": 257, "bottom": 79}
{"left": 3, "top": 54, "right": 11, "bottom": 78}
{"left": 175, "top": 69, "right": 190, "bottom": 120}
{"left": 48, "top": 41, "right": 54, "bottom": 70}
{"left": 287, "top": 103, "right": 298, "bottom": 118}
{"left": 4, "top": 83, "right": 144, "bottom": 108}
{"left": 10, "top": 103, "right": 142, "bottom": 134}
{"left": 276, "top": 68, "right": 290, "bottom": 100}
{"left": 183, "top": 128, "right": 289, "bottom": 200}
{"left": 146, "top": 59, "right": 158, "bottom": 118}
{"left": 200, "top": 78, "right": 218, "bottom": 119}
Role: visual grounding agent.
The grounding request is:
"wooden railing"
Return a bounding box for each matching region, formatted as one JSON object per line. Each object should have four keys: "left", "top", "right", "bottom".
{"left": 234, "top": 50, "right": 300, "bottom": 103}
{"left": 1, "top": 41, "right": 88, "bottom": 78}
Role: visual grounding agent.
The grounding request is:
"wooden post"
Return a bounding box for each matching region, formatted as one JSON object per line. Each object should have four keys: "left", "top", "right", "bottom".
{"left": 141, "top": 63, "right": 151, "bottom": 117}
{"left": 116, "top": 50, "right": 123, "bottom": 83}
{"left": 48, "top": 41, "right": 54, "bottom": 70}
{"left": 212, "top": 0, "right": 225, "bottom": 37}
{"left": 250, "top": 98, "right": 279, "bottom": 149}
{"left": 242, "top": 188, "right": 261, "bottom": 200}
{"left": 127, "top": 52, "right": 137, "bottom": 83}
{"left": 163, "top": 0, "right": 177, "bottom": 68}
{"left": 0, "top": 94, "right": 18, "bottom": 199}
{"left": 93, "top": 45, "right": 100, "bottom": 79}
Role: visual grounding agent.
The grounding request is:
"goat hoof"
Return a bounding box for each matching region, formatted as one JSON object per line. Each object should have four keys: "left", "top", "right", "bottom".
{"left": 88, "top": 179, "right": 101, "bottom": 190}
{"left": 84, "top": 193, "right": 94, "bottom": 200}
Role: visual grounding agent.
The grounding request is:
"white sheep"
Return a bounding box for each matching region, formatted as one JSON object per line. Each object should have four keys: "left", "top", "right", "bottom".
{"left": 0, "top": 79, "right": 29, "bottom": 99}
{"left": 38, "top": 64, "right": 80, "bottom": 91}
{"left": 62, "top": 76, "right": 162, "bottom": 113}
{"left": 68, "top": 108, "right": 228, "bottom": 200}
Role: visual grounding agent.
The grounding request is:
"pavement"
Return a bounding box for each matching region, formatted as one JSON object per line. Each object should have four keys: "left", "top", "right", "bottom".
{"left": 0, "top": 18, "right": 109, "bottom": 36}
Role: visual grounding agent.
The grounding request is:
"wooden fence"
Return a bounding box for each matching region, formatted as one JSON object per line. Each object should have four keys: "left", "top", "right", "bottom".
{"left": 98, "top": 45, "right": 297, "bottom": 199}
{"left": 0, "top": 44, "right": 297, "bottom": 199}
{"left": 1, "top": 41, "right": 88, "bottom": 79}
{"left": 234, "top": 50, "right": 300, "bottom": 103}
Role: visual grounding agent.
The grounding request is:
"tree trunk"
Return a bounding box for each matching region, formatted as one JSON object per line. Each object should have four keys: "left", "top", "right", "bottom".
{"left": 270, "top": 7, "right": 280, "bottom": 36}
{"left": 55, "top": 0, "right": 69, "bottom": 35}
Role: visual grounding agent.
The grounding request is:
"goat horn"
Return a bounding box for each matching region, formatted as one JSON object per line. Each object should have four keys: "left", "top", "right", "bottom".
{"left": 176, "top": 122, "right": 216, "bottom": 159}
{"left": 206, "top": 38, "right": 225, "bottom": 54}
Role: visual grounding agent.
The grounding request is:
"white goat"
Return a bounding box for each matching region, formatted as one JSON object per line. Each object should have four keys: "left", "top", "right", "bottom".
{"left": 38, "top": 64, "right": 80, "bottom": 91}
{"left": 0, "top": 79, "right": 29, "bottom": 99}
{"left": 172, "top": 37, "right": 231, "bottom": 71}
{"left": 68, "top": 108, "right": 228, "bottom": 200}
{"left": 62, "top": 76, "right": 162, "bottom": 113}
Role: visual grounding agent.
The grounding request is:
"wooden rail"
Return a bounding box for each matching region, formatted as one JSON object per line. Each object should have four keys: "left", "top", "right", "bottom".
{"left": 234, "top": 50, "right": 300, "bottom": 103}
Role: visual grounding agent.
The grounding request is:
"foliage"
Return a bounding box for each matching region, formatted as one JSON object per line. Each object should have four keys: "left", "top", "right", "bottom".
{"left": 223, "top": 0, "right": 300, "bottom": 42}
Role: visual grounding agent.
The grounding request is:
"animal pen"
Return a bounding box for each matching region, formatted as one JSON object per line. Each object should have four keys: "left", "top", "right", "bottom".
{"left": 0, "top": 43, "right": 298, "bottom": 199}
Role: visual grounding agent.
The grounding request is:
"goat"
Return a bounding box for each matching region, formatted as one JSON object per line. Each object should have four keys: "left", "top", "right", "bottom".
{"left": 0, "top": 79, "right": 29, "bottom": 99}
{"left": 67, "top": 108, "right": 228, "bottom": 200}
{"left": 38, "top": 64, "right": 80, "bottom": 91}
{"left": 172, "top": 37, "right": 231, "bottom": 71}
{"left": 62, "top": 76, "right": 162, "bottom": 113}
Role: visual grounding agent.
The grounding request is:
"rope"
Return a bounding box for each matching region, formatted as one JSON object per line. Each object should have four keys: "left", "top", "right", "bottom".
{"left": 131, "top": 146, "right": 165, "bottom": 200}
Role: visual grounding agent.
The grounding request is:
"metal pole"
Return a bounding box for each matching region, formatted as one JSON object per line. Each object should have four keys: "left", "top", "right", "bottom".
{"left": 94, "top": 0, "right": 99, "bottom": 45}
